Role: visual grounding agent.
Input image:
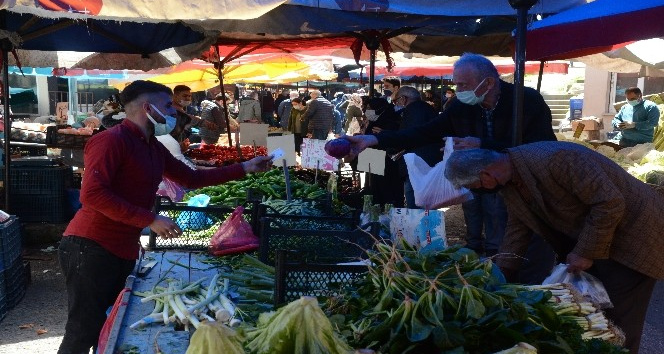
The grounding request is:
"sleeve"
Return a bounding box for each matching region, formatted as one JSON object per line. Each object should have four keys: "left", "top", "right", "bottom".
{"left": 548, "top": 152, "right": 625, "bottom": 260}
{"left": 79, "top": 134, "right": 155, "bottom": 227}
{"left": 376, "top": 111, "right": 450, "bottom": 150}
{"left": 278, "top": 100, "right": 287, "bottom": 119}
{"left": 162, "top": 148, "right": 246, "bottom": 189}
{"left": 253, "top": 102, "right": 261, "bottom": 119}
{"left": 635, "top": 103, "right": 660, "bottom": 131}
{"left": 612, "top": 107, "right": 624, "bottom": 128}
{"left": 212, "top": 107, "right": 225, "bottom": 127}
{"left": 303, "top": 100, "right": 317, "bottom": 120}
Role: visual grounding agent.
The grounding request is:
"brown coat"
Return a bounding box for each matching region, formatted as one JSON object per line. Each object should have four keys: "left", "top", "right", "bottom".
{"left": 496, "top": 141, "right": 664, "bottom": 280}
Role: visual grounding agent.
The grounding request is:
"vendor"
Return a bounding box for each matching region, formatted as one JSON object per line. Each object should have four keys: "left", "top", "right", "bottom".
{"left": 612, "top": 87, "right": 659, "bottom": 147}
{"left": 57, "top": 80, "right": 273, "bottom": 354}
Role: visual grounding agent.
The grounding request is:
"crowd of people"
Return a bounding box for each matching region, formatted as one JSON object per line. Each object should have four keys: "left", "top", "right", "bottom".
{"left": 59, "top": 53, "right": 664, "bottom": 354}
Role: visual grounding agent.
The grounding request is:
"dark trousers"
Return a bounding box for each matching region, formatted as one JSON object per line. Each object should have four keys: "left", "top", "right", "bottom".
{"left": 588, "top": 260, "right": 657, "bottom": 354}
{"left": 57, "top": 236, "right": 135, "bottom": 354}
{"left": 461, "top": 192, "right": 508, "bottom": 253}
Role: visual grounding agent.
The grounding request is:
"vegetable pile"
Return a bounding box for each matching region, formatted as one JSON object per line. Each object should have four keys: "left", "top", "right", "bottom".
{"left": 184, "top": 168, "right": 328, "bottom": 206}
{"left": 185, "top": 145, "right": 268, "bottom": 166}
{"left": 324, "top": 239, "right": 625, "bottom": 353}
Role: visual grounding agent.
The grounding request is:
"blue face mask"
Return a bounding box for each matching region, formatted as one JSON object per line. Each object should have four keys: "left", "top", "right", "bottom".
{"left": 627, "top": 99, "right": 641, "bottom": 107}
{"left": 146, "top": 104, "right": 177, "bottom": 136}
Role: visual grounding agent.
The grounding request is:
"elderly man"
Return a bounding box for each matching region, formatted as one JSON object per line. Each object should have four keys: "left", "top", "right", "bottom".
{"left": 394, "top": 85, "right": 441, "bottom": 208}
{"left": 57, "top": 80, "right": 273, "bottom": 354}
{"left": 345, "top": 53, "right": 557, "bottom": 281}
{"left": 303, "top": 89, "right": 335, "bottom": 140}
{"left": 444, "top": 141, "right": 664, "bottom": 354}
{"left": 612, "top": 87, "right": 660, "bottom": 147}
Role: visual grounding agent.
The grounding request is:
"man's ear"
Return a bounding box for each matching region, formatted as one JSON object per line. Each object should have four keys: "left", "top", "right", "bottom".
{"left": 479, "top": 170, "right": 497, "bottom": 188}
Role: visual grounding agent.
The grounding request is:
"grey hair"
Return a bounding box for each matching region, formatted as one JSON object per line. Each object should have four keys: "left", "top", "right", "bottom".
{"left": 397, "top": 86, "right": 421, "bottom": 101}
{"left": 444, "top": 148, "right": 504, "bottom": 188}
{"left": 290, "top": 91, "right": 300, "bottom": 99}
{"left": 453, "top": 53, "right": 500, "bottom": 80}
{"left": 310, "top": 90, "right": 321, "bottom": 97}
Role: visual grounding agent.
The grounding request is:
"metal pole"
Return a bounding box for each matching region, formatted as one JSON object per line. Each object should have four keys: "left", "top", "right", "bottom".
{"left": 536, "top": 61, "right": 545, "bottom": 92}
{"left": 369, "top": 49, "right": 376, "bottom": 97}
{"left": 509, "top": 0, "right": 537, "bottom": 147}
{"left": 1, "top": 11, "right": 11, "bottom": 210}
{"left": 214, "top": 46, "right": 234, "bottom": 147}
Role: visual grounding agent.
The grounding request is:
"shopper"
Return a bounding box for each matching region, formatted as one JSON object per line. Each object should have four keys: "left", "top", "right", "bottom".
{"left": 303, "top": 90, "right": 335, "bottom": 140}
{"left": 57, "top": 80, "right": 273, "bottom": 354}
{"left": 445, "top": 141, "right": 664, "bottom": 354}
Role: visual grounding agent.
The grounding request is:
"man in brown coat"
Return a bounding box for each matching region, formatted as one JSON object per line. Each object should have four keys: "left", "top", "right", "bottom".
{"left": 445, "top": 141, "right": 664, "bottom": 354}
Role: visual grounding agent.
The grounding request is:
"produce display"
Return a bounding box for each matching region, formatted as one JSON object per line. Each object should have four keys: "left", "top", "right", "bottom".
{"left": 185, "top": 144, "right": 268, "bottom": 166}
{"left": 184, "top": 168, "right": 328, "bottom": 206}
{"left": 10, "top": 122, "right": 49, "bottom": 143}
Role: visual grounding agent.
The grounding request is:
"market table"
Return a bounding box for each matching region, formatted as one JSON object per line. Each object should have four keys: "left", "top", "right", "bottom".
{"left": 102, "top": 251, "right": 219, "bottom": 354}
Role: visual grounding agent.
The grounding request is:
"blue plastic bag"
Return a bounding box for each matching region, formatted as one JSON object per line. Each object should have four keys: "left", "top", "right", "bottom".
{"left": 176, "top": 194, "right": 214, "bottom": 231}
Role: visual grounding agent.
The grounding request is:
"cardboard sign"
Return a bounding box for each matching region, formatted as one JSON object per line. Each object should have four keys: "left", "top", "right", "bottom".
{"left": 56, "top": 102, "right": 69, "bottom": 124}
{"left": 300, "top": 138, "right": 339, "bottom": 171}
{"left": 239, "top": 123, "right": 269, "bottom": 147}
{"left": 357, "top": 148, "right": 386, "bottom": 176}
{"left": 267, "top": 135, "right": 297, "bottom": 167}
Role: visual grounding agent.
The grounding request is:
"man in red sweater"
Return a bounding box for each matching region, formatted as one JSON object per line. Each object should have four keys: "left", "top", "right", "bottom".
{"left": 57, "top": 81, "right": 272, "bottom": 354}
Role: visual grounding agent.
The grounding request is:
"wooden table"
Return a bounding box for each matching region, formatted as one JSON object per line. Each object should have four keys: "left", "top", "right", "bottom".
{"left": 102, "top": 251, "right": 221, "bottom": 354}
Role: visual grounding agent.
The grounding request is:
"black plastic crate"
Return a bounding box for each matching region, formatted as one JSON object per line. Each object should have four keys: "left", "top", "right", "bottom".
{"left": 4, "top": 257, "right": 26, "bottom": 309}
{"left": 0, "top": 216, "right": 21, "bottom": 270}
{"left": 148, "top": 198, "right": 255, "bottom": 250}
{"left": 10, "top": 194, "right": 71, "bottom": 223}
{"left": 274, "top": 250, "right": 367, "bottom": 305}
{"left": 6, "top": 165, "right": 73, "bottom": 195}
{"left": 258, "top": 217, "right": 375, "bottom": 265}
{"left": 9, "top": 142, "right": 47, "bottom": 157}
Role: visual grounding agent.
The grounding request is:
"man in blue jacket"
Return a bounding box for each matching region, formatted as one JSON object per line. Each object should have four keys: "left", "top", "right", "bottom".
{"left": 612, "top": 87, "right": 660, "bottom": 147}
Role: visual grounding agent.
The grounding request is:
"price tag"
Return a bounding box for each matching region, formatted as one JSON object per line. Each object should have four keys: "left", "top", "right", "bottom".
{"left": 573, "top": 122, "right": 585, "bottom": 139}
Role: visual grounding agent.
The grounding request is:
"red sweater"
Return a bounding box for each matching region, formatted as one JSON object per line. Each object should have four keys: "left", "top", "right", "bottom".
{"left": 64, "top": 119, "right": 245, "bottom": 259}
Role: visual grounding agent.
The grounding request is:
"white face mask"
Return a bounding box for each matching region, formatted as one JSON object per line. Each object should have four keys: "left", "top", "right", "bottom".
{"left": 446, "top": 93, "right": 453, "bottom": 98}
{"left": 365, "top": 109, "right": 379, "bottom": 121}
{"left": 146, "top": 104, "right": 177, "bottom": 136}
{"left": 456, "top": 78, "right": 488, "bottom": 106}
{"left": 180, "top": 100, "right": 192, "bottom": 107}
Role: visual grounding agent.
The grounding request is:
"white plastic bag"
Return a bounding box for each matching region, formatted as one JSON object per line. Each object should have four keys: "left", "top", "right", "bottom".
{"left": 542, "top": 263, "right": 613, "bottom": 309}
{"left": 346, "top": 117, "right": 362, "bottom": 136}
{"left": 404, "top": 138, "right": 473, "bottom": 209}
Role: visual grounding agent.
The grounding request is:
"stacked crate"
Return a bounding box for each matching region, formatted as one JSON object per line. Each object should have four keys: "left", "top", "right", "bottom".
{"left": 0, "top": 216, "right": 24, "bottom": 317}
{"left": 8, "top": 165, "right": 73, "bottom": 222}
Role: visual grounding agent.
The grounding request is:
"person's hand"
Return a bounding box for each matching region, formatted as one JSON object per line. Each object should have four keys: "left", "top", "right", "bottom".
{"left": 242, "top": 155, "right": 273, "bottom": 173}
{"left": 617, "top": 122, "right": 635, "bottom": 130}
{"left": 306, "top": 132, "right": 313, "bottom": 138}
{"left": 180, "top": 138, "right": 190, "bottom": 152}
{"left": 149, "top": 215, "right": 182, "bottom": 240}
{"left": 452, "top": 136, "right": 481, "bottom": 150}
{"left": 371, "top": 126, "right": 383, "bottom": 134}
{"left": 566, "top": 253, "right": 593, "bottom": 273}
{"left": 343, "top": 134, "right": 379, "bottom": 159}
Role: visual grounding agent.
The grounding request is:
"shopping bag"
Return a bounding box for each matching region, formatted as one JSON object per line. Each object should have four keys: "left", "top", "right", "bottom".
{"left": 175, "top": 194, "right": 214, "bottom": 231}
{"left": 209, "top": 206, "right": 259, "bottom": 256}
{"left": 542, "top": 263, "right": 613, "bottom": 309}
{"left": 389, "top": 208, "right": 446, "bottom": 251}
{"left": 346, "top": 117, "right": 362, "bottom": 136}
{"left": 404, "top": 137, "right": 472, "bottom": 209}
{"left": 156, "top": 177, "right": 186, "bottom": 202}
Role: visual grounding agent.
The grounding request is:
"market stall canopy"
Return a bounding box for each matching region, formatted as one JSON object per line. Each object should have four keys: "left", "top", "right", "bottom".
{"left": 572, "top": 38, "right": 664, "bottom": 77}
{"left": 526, "top": 0, "right": 664, "bottom": 61}
{"left": 200, "top": 0, "right": 586, "bottom": 60}
{"left": 1, "top": 0, "right": 284, "bottom": 21}
{"left": 110, "top": 54, "right": 335, "bottom": 90}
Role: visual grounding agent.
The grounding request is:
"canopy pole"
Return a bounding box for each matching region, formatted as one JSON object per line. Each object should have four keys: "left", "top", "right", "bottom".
{"left": 214, "top": 46, "right": 233, "bottom": 147}
{"left": 368, "top": 49, "right": 376, "bottom": 97}
{"left": 1, "top": 10, "right": 10, "bottom": 210}
{"left": 536, "top": 61, "right": 544, "bottom": 92}
{"left": 509, "top": 0, "right": 537, "bottom": 147}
